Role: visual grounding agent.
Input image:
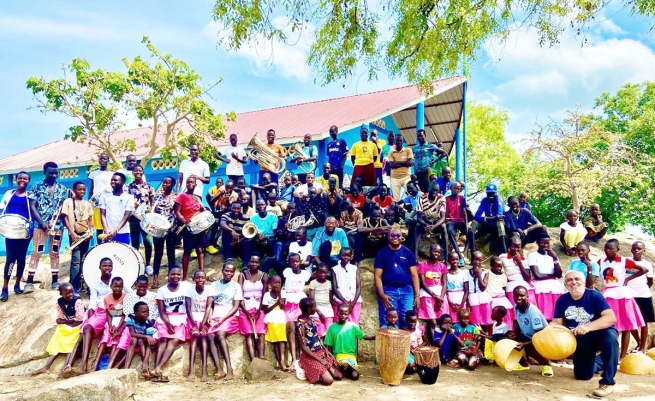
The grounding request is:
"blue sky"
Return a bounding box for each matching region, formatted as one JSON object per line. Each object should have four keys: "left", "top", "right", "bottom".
{"left": 0, "top": 0, "right": 654, "bottom": 158}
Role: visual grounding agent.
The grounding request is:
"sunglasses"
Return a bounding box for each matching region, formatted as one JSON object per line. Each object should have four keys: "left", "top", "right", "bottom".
{"left": 389, "top": 233, "right": 402, "bottom": 239}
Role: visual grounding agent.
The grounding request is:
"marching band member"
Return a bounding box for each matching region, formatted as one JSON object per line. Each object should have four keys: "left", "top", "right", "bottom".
{"left": 99, "top": 172, "right": 134, "bottom": 245}
{"left": 290, "top": 134, "right": 317, "bottom": 184}
{"left": 251, "top": 199, "right": 278, "bottom": 258}
{"left": 61, "top": 181, "right": 93, "bottom": 295}
{"left": 128, "top": 165, "right": 154, "bottom": 274}
{"left": 220, "top": 201, "right": 254, "bottom": 261}
{"left": 25, "top": 162, "right": 70, "bottom": 293}
{"left": 88, "top": 153, "right": 114, "bottom": 237}
{"left": 216, "top": 133, "right": 248, "bottom": 183}
{"left": 0, "top": 171, "right": 31, "bottom": 301}
{"left": 206, "top": 179, "right": 239, "bottom": 255}
{"left": 255, "top": 129, "right": 286, "bottom": 184}
{"left": 151, "top": 176, "right": 178, "bottom": 288}
{"left": 175, "top": 176, "right": 206, "bottom": 280}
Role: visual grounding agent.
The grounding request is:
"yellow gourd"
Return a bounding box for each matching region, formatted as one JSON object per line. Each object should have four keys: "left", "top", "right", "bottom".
{"left": 646, "top": 347, "right": 655, "bottom": 361}
{"left": 494, "top": 339, "right": 526, "bottom": 372}
{"left": 619, "top": 353, "right": 655, "bottom": 375}
{"left": 532, "top": 326, "right": 577, "bottom": 361}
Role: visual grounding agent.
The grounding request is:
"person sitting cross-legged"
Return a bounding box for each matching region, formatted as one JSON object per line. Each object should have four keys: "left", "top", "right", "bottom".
{"left": 250, "top": 199, "right": 278, "bottom": 258}
{"left": 354, "top": 208, "right": 390, "bottom": 264}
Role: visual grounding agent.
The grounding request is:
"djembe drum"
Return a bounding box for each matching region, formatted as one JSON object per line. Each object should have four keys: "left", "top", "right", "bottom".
{"left": 414, "top": 346, "right": 440, "bottom": 384}
{"left": 376, "top": 328, "right": 411, "bottom": 386}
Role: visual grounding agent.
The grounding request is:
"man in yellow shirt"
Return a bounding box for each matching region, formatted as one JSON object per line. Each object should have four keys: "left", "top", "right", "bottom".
{"left": 350, "top": 126, "right": 379, "bottom": 187}
{"left": 370, "top": 129, "right": 386, "bottom": 187}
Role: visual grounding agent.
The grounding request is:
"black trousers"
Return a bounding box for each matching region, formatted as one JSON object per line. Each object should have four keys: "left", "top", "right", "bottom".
{"left": 4, "top": 237, "right": 30, "bottom": 281}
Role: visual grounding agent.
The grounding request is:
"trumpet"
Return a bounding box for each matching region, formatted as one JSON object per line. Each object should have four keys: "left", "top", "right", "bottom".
{"left": 65, "top": 230, "right": 94, "bottom": 253}
{"left": 242, "top": 222, "right": 259, "bottom": 239}
{"left": 245, "top": 135, "right": 286, "bottom": 174}
{"left": 288, "top": 142, "right": 316, "bottom": 174}
{"left": 47, "top": 199, "right": 65, "bottom": 236}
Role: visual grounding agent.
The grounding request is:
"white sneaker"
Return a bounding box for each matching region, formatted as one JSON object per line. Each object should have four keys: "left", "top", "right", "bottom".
{"left": 593, "top": 384, "right": 614, "bottom": 397}
{"left": 145, "top": 265, "right": 154, "bottom": 276}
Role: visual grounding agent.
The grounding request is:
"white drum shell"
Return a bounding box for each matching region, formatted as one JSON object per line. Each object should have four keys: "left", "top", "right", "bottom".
{"left": 140, "top": 213, "right": 171, "bottom": 238}
{"left": 0, "top": 214, "right": 30, "bottom": 239}
{"left": 82, "top": 242, "right": 145, "bottom": 287}
{"left": 187, "top": 211, "right": 215, "bottom": 234}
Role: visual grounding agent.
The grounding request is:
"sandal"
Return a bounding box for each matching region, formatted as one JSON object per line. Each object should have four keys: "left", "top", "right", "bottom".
{"left": 542, "top": 365, "right": 554, "bottom": 377}
{"left": 151, "top": 375, "right": 170, "bottom": 383}
{"left": 446, "top": 360, "right": 460, "bottom": 368}
{"left": 513, "top": 364, "right": 530, "bottom": 371}
{"left": 151, "top": 281, "right": 159, "bottom": 289}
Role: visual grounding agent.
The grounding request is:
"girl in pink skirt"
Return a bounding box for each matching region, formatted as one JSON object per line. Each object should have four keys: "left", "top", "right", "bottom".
{"left": 208, "top": 261, "right": 242, "bottom": 380}
{"left": 96, "top": 277, "right": 131, "bottom": 370}
{"left": 500, "top": 237, "right": 537, "bottom": 306}
{"left": 486, "top": 256, "right": 514, "bottom": 327}
{"left": 331, "top": 248, "right": 362, "bottom": 325}
{"left": 446, "top": 252, "right": 469, "bottom": 323}
{"left": 527, "top": 235, "right": 565, "bottom": 320}
{"left": 600, "top": 239, "right": 647, "bottom": 359}
{"left": 153, "top": 267, "right": 190, "bottom": 381}
{"left": 309, "top": 264, "right": 334, "bottom": 338}
{"left": 185, "top": 270, "right": 213, "bottom": 381}
{"left": 468, "top": 252, "right": 493, "bottom": 328}
{"left": 238, "top": 253, "right": 268, "bottom": 361}
{"left": 417, "top": 244, "right": 448, "bottom": 343}
{"left": 283, "top": 253, "right": 310, "bottom": 368}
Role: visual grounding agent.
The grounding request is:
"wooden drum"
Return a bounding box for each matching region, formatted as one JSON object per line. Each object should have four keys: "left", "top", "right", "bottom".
{"left": 414, "top": 346, "right": 440, "bottom": 384}
{"left": 376, "top": 328, "right": 411, "bottom": 386}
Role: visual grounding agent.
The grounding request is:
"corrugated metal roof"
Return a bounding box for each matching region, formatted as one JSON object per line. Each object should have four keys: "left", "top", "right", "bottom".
{"left": 0, "top": 76, "right": 466, "bottom": 174}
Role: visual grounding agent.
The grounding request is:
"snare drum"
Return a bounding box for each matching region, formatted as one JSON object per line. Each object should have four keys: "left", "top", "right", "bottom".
{"left": 132, "top": 203, "right": 148, "bottom": 221}
{"left": 140, "top": 213, "right": 171, "bottom": 238}
{"left": 187, "top": 211, "right": 215, "bottom": 234}
{"left": 82, "top": 242, "right": 145, "bottom": 287}
{"left": 0, "top": 214, "right": 30, "bottom": 239}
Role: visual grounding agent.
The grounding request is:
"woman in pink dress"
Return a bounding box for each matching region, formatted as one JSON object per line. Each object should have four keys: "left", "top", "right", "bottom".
{"left": 238, "top": 253, "right": 268, "bottom": 361}
{"left": 527, "top": 235, "right": 565, "bottom": 319}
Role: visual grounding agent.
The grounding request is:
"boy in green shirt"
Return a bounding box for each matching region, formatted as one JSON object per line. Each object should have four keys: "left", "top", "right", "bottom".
{"left": 323, "top": 304, "right": 375, "bottom": 380}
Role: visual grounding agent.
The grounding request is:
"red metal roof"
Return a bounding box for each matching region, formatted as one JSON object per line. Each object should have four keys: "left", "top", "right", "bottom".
{"left": 0, "top": 76, "right": 466, "bottom": 173}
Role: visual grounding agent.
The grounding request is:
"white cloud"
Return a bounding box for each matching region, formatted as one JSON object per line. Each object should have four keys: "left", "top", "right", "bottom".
{"left": 202, "top": 18, "right": 313, "bottom": 82}
{"left": 0, "top": 15, "right": 121, "bottom": 41}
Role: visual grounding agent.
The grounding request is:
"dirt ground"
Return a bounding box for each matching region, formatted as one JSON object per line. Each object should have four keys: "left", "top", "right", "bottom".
{"left": 2, "top": 362, "right": 655, "bottom": 401}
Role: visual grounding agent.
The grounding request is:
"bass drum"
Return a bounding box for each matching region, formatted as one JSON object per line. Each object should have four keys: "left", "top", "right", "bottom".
{"left": 82, "top": 242, "right": 145, "bottom": 288}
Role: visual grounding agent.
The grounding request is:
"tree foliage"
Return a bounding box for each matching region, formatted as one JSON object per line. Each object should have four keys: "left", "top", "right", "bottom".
{"left": 26, "top": 37, "right": 234, "bottom": 171}
{"left": 464, "top": 101, "right": 526, "bottom": 198}
{"left": 211, "top": 0, "right": 655, "bottom": 90}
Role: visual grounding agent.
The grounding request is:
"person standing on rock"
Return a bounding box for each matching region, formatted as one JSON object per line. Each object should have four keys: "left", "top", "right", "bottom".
{"left": 374, "top": 227, "right": 420, "bottom": 329}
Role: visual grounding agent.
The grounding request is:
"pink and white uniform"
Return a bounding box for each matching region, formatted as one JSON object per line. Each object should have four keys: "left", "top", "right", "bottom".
{"left": 527, "top": 251, "right": 566, "bottom": 320}
{"left": 238, "top": 272, "right": 266, "bottom": 335}
{"left": 599, "top": 255, "right": 645, "bottom": 332}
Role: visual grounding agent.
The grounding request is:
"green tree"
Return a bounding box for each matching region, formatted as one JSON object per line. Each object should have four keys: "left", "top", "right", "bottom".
{"left": 523, "top": 108, "right": 642, "bottom": 214}
{"left": 464, "top": 101, "right": 526, "bottom": 198}
{"left": 26, "top": 37, "right": 234, "bottom": 171}
{"left": 594, "top": 82, "right": 655, "bottom": 234}
{"left": 211, "top": 0, "right": 655, "bottom": 90}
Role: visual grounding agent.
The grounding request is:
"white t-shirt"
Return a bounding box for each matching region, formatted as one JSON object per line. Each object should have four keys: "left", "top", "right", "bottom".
{"left": 98, "top": 192, "right": 135, "bottom": 234}
{"left": 331, "top": 263, "right": 362, "bottom": 303}
{"left": 262, "top": 290, "right": 287, "bottom": 324}
{"left": 289, "top": 241, "right": 313, "bottom": 263}
{"left": 627, "top": 258, "right": 654, "bottom": 298}
{"left": 179, "top": 158, "right": 210, "bottom": 197}
{"left": 309, "top": 279, "right": 331, "bottom": 306}
{"left": 220, "top": 145, "right": 247, "bottom": 176}
{"left": 88, "top": 170, "right": 114, "bottom": 196}
{"left": 295, "top": 183, "right": 323, "bottom": 197}
{"left": 486, "top": 271, "right": 508, "bottom": 297}
{"left": 283, "top": 268, "right": 311, "bottom": 303}
{"left": 493, "top": 322, "right": 510, "bottom": 336}
{"left": 187, "top": 285, "right": 214, "bottom": 318}
{"left": 155, "top": 282, "right": 190, "bottom": 324}
{"left": 211, "top": 280, "right": 243, "bottom": 318}
{"left": 527, "top": 251, "right": 558, "bottom": 276}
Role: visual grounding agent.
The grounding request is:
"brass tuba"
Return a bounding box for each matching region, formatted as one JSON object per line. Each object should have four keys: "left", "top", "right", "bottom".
{"left": 246, "top": 135, "right": 286, "bottom": 174}
{"left": 288, "top": 142, "right": 316, "bottom": 174}
{"left": 242, "top": 222, "right": 259, "bottom": 239}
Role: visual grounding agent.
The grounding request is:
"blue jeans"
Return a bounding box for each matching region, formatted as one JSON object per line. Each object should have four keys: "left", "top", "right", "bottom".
{"left": 574, "top": 327, "right": 618, "bottom": 386}
{"left": 378, "top": 284, "right": 415, "bottom": 329}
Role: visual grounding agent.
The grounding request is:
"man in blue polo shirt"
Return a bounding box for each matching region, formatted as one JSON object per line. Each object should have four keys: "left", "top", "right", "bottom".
{"left": 469, "top": 183, "right": 507, "bottom": 255}
{"left": 412, "top": 129, "right": 437, "bottom": 193}
{"left": 512, "top": 286, "right": 552, "bottom": 377}
{"left": 374, "top": 227, "right": 420, "bottom": 328}
{"left": 327, "top": 125, "right": 349, "bottom": 189}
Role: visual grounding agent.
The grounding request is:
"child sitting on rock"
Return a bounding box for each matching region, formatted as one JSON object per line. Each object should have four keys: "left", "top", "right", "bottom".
{"left": 32, "top": 283, "right": 84, "bottom": 376}
{"left": 123, "top": 301, "right": 157, "bottom": 379}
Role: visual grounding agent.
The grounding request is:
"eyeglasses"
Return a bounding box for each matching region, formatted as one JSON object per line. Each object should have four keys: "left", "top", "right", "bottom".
{"left": 389, "top": 233, "right": 402, "bottom": 239}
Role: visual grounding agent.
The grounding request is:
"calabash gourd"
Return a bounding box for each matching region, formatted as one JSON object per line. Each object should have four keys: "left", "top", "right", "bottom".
{"left": 494, "top": 339, "right": 525, "bottom": 371}
{"left": 532, "top": 326, "right": 576, "bottom": 361}
{"left": 619, "top": 353, "right": 655, "bottom": 375}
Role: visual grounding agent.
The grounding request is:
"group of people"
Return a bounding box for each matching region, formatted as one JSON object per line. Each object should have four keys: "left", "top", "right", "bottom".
{"left": 1, "top": 126, "right": 651, "bottom": 398}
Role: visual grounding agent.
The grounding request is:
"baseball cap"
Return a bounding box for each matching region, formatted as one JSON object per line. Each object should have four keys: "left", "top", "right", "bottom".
{"left": 486, "top": 183, "right": 498, "bottom": 193}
